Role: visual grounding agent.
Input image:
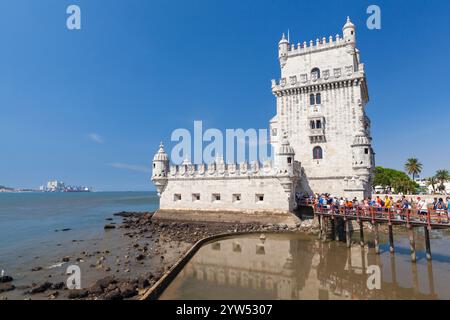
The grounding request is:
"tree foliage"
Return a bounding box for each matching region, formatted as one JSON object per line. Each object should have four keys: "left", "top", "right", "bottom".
{"left": 373, "top": 166, "right": 419, "bottom": 194}
{"left": 435, "top": 169, "right": 449, "bottom": 192}
{"left": 404, "top": 158, "right": 423, "bottom": 181}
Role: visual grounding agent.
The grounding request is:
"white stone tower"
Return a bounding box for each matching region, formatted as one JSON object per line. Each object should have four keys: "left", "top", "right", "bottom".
{"left": 270, "top": 17, "right": 375, "bottom": 199}
{"left": 151, "top": 142, "right": 170, "bottom": 196}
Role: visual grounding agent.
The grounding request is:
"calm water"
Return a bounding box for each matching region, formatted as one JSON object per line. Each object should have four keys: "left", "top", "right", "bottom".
{"left": 0, "top": 192, "right": 158, "bottom": 265}
{"left": 2, "top": 193, "right": 450, "bottom": 300}
{"left": 160, "top": 233, "right": 450, "bottom": 300}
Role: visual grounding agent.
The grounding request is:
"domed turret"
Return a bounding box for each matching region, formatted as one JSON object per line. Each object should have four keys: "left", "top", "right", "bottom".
{"left": 278, "top": 134, "right": 295, "bottom": 156}
{"left": 151, "top": 142, "right": 170, "bottom": 196}
{"left": 342, "top": 16, "right": 356, "bottom": 44}
{"left": 276, "top": 132, "right": 295, "bottom": 175}
{"left": 278, "top": 33, "right": 289, "bottom": 68}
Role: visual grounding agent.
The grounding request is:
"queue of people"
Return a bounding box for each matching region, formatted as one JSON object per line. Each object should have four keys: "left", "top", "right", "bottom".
{"left": 301, "top": 193, "right": 450, "bottom": 223}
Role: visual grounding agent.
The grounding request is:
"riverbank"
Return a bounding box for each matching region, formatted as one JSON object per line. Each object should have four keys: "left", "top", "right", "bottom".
{"left": 2, "top": 208, "right": 450, "bottom": 300}
{"left": 0, "top": 211, "right": 321, "bottom": 300}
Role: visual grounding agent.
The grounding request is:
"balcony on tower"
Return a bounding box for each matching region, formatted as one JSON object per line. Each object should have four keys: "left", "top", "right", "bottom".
{"left": 308, "top": 116, "right": 326, "bottom": 143}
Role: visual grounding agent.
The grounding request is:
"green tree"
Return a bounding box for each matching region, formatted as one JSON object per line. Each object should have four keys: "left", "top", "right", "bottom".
{"left": 404, "top": 158, "right": 423, "bottom": 181}
{"left": 372, "top": 166, "right": 419, "bottom": 194}
{"left": 435, "top": 169, "right": 450, "bottom": 192}
{"left": 426, "top": 176, "right": 438, "bottom": 194}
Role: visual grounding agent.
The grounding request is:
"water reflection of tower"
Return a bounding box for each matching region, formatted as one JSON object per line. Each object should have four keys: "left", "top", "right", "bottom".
{"left": 162, "top": 235, "right": 440, "bottom": 300}
{"left": 175, "top": 235, "right": 317, "bottom": 300}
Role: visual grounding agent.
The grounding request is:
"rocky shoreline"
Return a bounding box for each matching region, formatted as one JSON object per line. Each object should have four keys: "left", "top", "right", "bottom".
{"left": 0, "top": 211, "right": 321, "bottom": 300}
{"left": 1, "top": 209, "right": 403, "bottom": 300}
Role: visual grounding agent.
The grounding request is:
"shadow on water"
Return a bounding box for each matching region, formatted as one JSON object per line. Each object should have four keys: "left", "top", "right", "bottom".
{"left": 159, "top": 232, "right": 450, "bottom": 300}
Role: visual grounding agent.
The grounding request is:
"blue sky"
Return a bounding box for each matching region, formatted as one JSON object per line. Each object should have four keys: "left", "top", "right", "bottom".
{"left": 0, "top": 0, "right": 449, "bottom": 191}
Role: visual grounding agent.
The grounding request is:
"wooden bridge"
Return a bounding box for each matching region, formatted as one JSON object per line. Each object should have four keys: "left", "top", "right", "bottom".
{"left": 305, "top": 202, "right": 450, "bottom": 262}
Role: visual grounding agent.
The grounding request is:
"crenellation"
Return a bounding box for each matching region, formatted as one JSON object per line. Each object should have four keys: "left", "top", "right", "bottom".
{"left": 167, "top": 159, "right": 280, "bottom": 179}
{"left": 284, "top": 33, "right": 350, "bottom": 58}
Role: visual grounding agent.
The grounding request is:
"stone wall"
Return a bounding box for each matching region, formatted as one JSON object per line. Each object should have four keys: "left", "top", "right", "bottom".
{"left": 160, "top": 175, "right": 295, "bottom": 213}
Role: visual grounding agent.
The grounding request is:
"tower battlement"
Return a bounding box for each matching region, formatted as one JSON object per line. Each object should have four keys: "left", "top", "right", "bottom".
{"left": 285, "top": 34, "right": 348, "bottom": 57}
{"left": 168, "top": 159, "right": 302, "bottom": 179}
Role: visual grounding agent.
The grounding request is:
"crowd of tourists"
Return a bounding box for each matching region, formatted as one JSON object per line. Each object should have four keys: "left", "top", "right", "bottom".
{"left": 298, "top": 193, "right": 450, "bottom": 223}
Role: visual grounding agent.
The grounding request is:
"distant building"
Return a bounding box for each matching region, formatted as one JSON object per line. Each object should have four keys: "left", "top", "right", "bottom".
{"left": 43, "top": 180, "right": 91, "bottom": 192}
{"left": 46, "top": 180, "right": 65, "bottom": 192}
{"left": 416, "top": 179, "right": 449, "bottom": 195}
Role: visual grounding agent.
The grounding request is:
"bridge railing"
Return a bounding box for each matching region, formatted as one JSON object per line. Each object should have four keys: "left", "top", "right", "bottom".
{"left": 311, "top": 203, "right": 450, "bottom": 226}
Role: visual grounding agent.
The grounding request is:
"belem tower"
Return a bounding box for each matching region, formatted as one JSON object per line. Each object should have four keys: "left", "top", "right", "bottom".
{"left": 151, "top": 17, "right": 375, "bottom": 217}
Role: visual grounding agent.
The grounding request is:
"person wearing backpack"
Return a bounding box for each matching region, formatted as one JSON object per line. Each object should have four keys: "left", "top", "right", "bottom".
{"left": 436, "top": 198, "right": 446, "bottom": 223}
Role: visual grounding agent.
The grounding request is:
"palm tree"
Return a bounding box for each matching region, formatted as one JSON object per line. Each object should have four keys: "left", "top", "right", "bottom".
{"left": 426, "top": 176, "right": 438, "bottom": 194}
{"left": 404, "top": 158, "right": 423, "bottom": 181}
{"left": 435, "top": 169, "right": 450, "bottom": 193}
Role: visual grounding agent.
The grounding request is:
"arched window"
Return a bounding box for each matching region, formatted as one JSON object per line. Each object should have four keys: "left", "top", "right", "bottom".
{"left": 287, "top": 157, "right": 292, "bottom": 164}
{"left": 310, "top": 94, "right": 315, "bottom": 106}
{"left": 311, "top": 67, "right": 321, "bottom": 79}
{"left": 316, "top": 93, "right": 321, "bottom": 105}
{"left": 310, "top": 120, "right": 315, "bottom": 129}
{"left": 313, "top": 146, "right": 323, "bottom": 160}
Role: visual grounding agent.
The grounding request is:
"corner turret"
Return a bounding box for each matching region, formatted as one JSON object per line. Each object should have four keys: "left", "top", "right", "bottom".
{"left": 278, "top": 33, "right": 289, "bottom": 68}
{"left": 342, "top": 16, "right": 356, "bottom": 44}
{"left": 276, "top": 132, "right": 295, "bottom": 175}
{"left": 151, "top": 142, "right": 170, "bottom": 196}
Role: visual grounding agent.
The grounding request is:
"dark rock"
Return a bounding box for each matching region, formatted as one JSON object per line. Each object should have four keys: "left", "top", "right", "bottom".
{"left": 0, "top": 275, "right": 13, "bottom": 283}
{"left": 103, "top": 289, "right": 122, "bottom": 300}
{"left": 135, "top": 254, "right": 145, "bottom": 261}
{"left": 88, "top": 284, "right": 104, "bottom": 295}
{"left": 29, "top": 282, "right": 52, "bottom": 294}
{"left": 104, "top": 224, "right": 116, "bottom": 230}
{"left": 119, "top": 283, "right": 137, "bottom": 299}
{"left": 0, "top": 283, "right": 15, "bottom": 293}
{"left": 51, "top": 282, "right": 65, "bottom": 290}
{"left": 67, "top": 289, "right": 88, "bottom": 299}
{"left": 95, "top": 276, "right": 116, "bottom": 289}
{"left": 61, "top": 228, "right": 71, "bottom": 232}
{"left": 61, "top": 256, "right": 70, "bottom": 263}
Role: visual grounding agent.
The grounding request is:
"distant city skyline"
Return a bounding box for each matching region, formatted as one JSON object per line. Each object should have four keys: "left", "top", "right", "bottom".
{"left": 1, "top": 0, "right": 449, "bottom": 191}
